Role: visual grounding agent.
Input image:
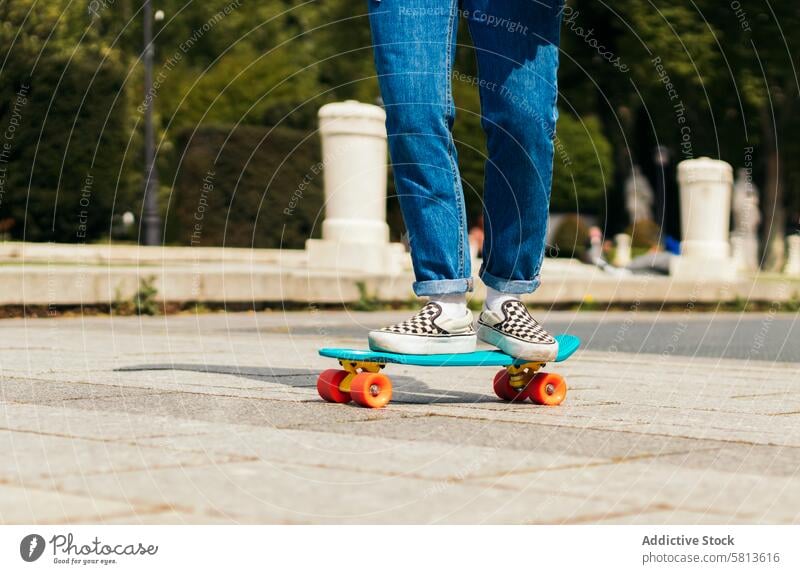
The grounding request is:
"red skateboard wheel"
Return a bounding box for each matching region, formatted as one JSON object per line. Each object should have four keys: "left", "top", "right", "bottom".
{"left": 528, "top": 372, "right": 567, "bottom": 406}
{"left": 317, "top": 369, "right": 351, "bottom": 403}
{"left": 492, "top": 370, "right": 529, "bottom": 402}
{"left": 350, "top": 372, "right": 392, "bottom": 408}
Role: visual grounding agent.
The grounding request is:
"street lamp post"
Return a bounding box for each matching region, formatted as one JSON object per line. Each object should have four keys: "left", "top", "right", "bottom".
{"left": 142, "top": 0, "right": 161, "bottom": 246}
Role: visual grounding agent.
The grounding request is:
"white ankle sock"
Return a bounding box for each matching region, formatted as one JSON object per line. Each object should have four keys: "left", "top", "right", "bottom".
{"left": 484, "top": 287, "right": 518, "bottom": 312}
{"left": 430, "top": 293, "right": 468, "bottom": 318}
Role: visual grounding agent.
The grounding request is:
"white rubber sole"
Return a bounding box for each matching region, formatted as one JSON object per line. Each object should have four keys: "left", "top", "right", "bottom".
{"left": 477, "top": 324, "right": 559, "bottom": 362}
{"left": 368, "top": 330, "right": 477, "bottom": 355}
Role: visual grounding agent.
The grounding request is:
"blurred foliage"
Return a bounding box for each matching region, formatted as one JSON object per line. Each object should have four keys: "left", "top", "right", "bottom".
{"left": 551, "top": 113, "right": 614, "bottom": 213}
{"left": 450, "top": 18, "right": 614, "bottom": 226}
{"left": 0, "top": 1, "right": 134, "bottom": 242}
{"left": 0, "top": 0, "right": 796, "bottom": 259}
{"left": 625, "top": 219, "right": 662, "bottom": 250}
{"left": 167, "top": 123, "right": 323, "bottom": 248}
{"left": 551, "top": 214, "right": 590, "bottom": 260}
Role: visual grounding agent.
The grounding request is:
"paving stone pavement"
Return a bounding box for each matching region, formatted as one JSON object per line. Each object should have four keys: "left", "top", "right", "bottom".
{"left": 0, "top": 310, "right": 798, "bottom": 524}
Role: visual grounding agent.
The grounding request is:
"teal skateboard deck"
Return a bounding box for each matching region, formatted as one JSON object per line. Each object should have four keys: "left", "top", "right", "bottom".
{"left": 316, "top": 334, "right": 580, "bottom": 408}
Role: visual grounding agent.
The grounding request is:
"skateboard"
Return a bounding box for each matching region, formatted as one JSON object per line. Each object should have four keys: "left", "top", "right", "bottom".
{"left": 316, "top": 334, "right": 580, "bottom": 408}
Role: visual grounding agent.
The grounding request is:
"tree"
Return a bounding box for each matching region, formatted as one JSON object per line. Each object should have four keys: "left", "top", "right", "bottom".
{"left": 611, "top": 0, "right": 798, "bottom": 267}
{"left": 0, "top": 1, "right": 134, "bottom": 242}
{"left": 551, "top": 112, "right": 614, "bottom": 214}
{"left": 725, "top": 3, "right": 800, "bottom": 269}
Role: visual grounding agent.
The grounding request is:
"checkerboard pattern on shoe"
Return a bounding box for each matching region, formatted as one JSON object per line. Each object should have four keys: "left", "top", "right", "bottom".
{"left": 381, "top": 302, "right": 474, "bottom": 336}
{"left": 480, "top": 300, "right": 555, "bottom": 344}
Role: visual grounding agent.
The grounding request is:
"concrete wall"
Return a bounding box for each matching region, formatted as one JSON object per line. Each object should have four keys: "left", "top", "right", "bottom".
{"left": 0, "top": 242, "right": 797, "bottom": 306}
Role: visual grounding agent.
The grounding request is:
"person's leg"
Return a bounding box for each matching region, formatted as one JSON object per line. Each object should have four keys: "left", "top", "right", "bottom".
{"left": 464, "top": 0, "right": 563, "bottom": 360}
{"left": 464, "top": 0, "right": 562, "bottom": 294}
{"left": 367, "top": 0, "right": 474, "bottom": 354}
{"left": 368, "top": 0, "right": 471, "bottom": 298}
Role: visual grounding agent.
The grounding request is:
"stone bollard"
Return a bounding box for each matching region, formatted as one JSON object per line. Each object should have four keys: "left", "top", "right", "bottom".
{"left": 669, "top": 157, "right": 737, "bottom": 281}
{"left": 613, "top": 233, "right": 632, "bottom": 267}
{"left": 306, "top": 100, "right": 407, "bottom": 274}
{"left": 785, "top": 235, "right": 800, "bottom": 277}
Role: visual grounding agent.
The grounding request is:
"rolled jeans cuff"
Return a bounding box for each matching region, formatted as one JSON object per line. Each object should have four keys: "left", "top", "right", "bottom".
{"left": 413, "top": 277, "right": 473, "bottom": 297}
{"left": 480, "top": 269, "right": 540, "bottom": 294}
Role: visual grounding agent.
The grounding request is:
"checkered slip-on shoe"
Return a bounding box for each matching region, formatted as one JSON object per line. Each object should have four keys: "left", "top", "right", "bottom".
{"left": 477, "top": 300, "right": 559, "bottom": 361}
{"left": 368, "top": 302, "right": 476, "bottom": 355}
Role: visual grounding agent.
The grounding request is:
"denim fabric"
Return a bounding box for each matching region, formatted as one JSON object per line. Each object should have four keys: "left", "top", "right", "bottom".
{"left": 368, "top": 0, "right": 562, "bottom": 296}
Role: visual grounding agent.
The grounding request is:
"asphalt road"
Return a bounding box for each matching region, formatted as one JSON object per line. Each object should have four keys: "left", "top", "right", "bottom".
{"left": 266, "top": 311, "right": 800, "bottom": 363}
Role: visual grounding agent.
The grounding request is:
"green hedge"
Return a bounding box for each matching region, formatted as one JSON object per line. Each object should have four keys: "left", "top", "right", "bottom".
{"left": 551, "top": 113, "right": 614, "bottom": 214}
{"left": 167, "top": 124, "right": 324, "bottom": 248}
{"left": 0, "top": 48, "right": 132, "bottom": 242}
{"left": 167, "top": 110, "right": 615, "bottom": 250}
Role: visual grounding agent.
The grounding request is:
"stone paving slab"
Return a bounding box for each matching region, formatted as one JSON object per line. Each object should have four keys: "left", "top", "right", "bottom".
{"left": 0, "top": 483, "right": 156, "bottom": 524}
{"left": 132, "top": 426, "right": 603, "bottom": 483}
{"left": 0, "top": 377, "right": 162, "bottom": 404}
{"left": 0, "top": 402, "right": 219, "bottom": 442}
{"left": 0, "top": 309, "right": 798, "bottom": 524}
{"left": 38, "top": 460, "right": 645, "bottom": 524}
{"left": 54, "top": 391, "right": 421, "bottom": 429}
{"left": 464, "top": 457, "right": 800, "bottom": 524}
{"left": 98, "top": 509, "right": 235, "bottom": 525}
{"left": 592, "top": 509, "right": 755, "bottom": 525}
{"left": 0, "top": 429, "right": 242, "bottom": 484}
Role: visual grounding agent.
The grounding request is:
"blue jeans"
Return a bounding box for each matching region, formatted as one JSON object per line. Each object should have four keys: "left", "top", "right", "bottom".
{"left": 368, "top": 0, "right": 562, "bottom": 295}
